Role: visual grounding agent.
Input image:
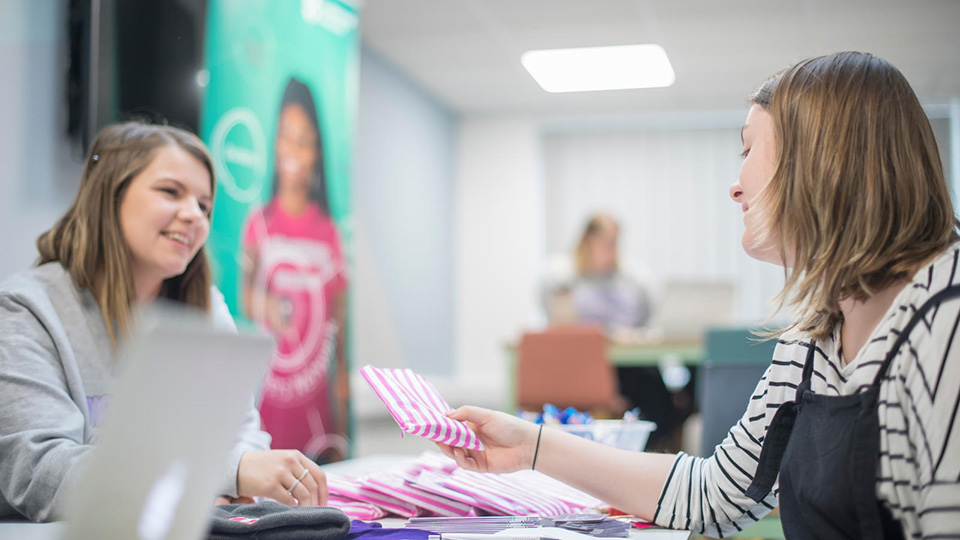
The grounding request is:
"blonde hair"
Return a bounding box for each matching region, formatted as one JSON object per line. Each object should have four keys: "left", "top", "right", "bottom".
{"left": 575, "top": 213, "right": 619, "bottom": 275}
{"left": 37, "top": 122, "right": 216, "bottom": 346}
{"left": 749, "top": 52, "right": 957, "bottom": 340}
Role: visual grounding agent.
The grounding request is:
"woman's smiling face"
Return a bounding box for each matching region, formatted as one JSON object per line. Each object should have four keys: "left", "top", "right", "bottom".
{"left": 729, "top": 104, "right": 783, "bottom": 266}
{"left": 275, "top": 103, "right": 318, "bottom": 194}
{"left": 119, "top": 144, "right": 212, "bottom": 300}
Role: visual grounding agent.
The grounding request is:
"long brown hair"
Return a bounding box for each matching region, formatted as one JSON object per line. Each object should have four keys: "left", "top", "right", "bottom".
{"left": 748, "top": 52, "right": 956, "bottom": 339}
{"left": 575, "top": 213, "right": 620, "bottom": 275}
{"left": 37, "top": 122, "right": 216, "bottom": 345}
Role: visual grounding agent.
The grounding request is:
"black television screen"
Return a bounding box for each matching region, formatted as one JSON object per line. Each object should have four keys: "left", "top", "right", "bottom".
{"left": 67, "top": 0, "right": 208, "bottom": 153}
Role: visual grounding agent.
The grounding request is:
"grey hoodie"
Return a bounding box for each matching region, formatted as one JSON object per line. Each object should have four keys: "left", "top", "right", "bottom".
{"left": 0, "top": 262, "right": 271, "bottom": 521}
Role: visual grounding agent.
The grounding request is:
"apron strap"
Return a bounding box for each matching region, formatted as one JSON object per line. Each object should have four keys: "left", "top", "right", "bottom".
{"left": 745, "top": 399, "right": 798, "bottom": 502}
{"left": 798, "top": 338, "right": 817, "bottom": 390}
{"left": 872, "top": 284, "right": 960, "bottom": 386}
{"left": 744, "top": 344, "right": 815, "bottom": 502}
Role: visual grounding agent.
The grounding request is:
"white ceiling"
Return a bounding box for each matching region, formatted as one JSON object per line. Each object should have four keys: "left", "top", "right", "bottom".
{"left": 359, "top": 0, "right": 960, "bottom": 117}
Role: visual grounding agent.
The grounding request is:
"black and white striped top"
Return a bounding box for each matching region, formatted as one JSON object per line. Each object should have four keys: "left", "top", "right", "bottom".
{"left": 654, "top": 244, "right": 960, "bottom": 539}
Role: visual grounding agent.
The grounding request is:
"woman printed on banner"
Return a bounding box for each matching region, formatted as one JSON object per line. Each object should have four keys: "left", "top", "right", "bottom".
{"left": 243, "top": 77, "right": 349, "bottom": 463}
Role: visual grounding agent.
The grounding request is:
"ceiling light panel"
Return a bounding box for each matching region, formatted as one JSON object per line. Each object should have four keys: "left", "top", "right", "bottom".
{"left": 521, "top": 44, "right": 675, "bottom": 93}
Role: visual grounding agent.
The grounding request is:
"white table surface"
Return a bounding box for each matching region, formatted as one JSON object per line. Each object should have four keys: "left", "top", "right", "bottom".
{"left": 0, "top": 455, "right": 688, "bottom": 540}
{"left": 0, "top": 520, "right": 65, "bottom": 540}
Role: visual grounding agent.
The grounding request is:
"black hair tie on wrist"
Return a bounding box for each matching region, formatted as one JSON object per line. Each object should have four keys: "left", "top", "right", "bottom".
{"left": 532, "top": 424, "right": 544, "bottom": 471}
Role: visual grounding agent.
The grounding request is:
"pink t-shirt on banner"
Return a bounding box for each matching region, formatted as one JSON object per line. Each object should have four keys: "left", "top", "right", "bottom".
{"left": 244, "top": 200, "right": 347, "bottom": 457}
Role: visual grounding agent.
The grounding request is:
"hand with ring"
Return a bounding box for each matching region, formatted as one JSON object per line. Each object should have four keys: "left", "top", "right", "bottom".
{"left": 236, "top": 450, "right": 328, "bottom": 506}
{"left": 287, "top": 468, "right": 309, "bottom": 494}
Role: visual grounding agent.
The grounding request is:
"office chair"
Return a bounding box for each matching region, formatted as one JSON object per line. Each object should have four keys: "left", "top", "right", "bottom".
{"left": 516, "top": 325, "right": 627, "bottom": 417}
{"left": 699, "top": 326, "right": 784, "bottom": 540}
{"left": 700, "top": 327, "right": 777, "bottom": 456}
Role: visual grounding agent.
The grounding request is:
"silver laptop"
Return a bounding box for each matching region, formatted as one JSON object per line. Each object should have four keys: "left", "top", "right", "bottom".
{"left": 59, "top": 303, "right": 274, "bottom": 540}
{"left": 649, "top": 281, "right": 736, "bottom": 341}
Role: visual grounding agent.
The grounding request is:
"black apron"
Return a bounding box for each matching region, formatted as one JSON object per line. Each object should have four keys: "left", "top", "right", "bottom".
{"left": 744, "top": 285, "right": 960, "bottom": 539}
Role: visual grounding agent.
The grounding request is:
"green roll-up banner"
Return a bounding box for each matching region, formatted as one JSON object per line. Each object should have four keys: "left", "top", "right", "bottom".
{"left": 201, "top": 0, "right": 360, "bottom": 462}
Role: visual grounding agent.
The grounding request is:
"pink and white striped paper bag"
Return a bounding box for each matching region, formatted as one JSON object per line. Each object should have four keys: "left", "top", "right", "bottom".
{"left": 326, "top": 494, "right": 387, "bottom": 520}
{"left": 360, "top": 365, "right": 485, "bottom": 450}
{"left": 327, "top": 473, "right": 421, "bottom": 518}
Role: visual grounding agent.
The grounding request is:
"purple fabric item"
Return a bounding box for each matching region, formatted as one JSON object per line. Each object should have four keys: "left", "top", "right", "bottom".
{"left": 345, "top": 520, "right": 434, "bottom": 540}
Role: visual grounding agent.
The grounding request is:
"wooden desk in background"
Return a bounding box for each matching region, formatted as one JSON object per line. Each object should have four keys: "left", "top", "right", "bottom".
{"left": 606, "top": 341, "right": 704, "bottom": 367}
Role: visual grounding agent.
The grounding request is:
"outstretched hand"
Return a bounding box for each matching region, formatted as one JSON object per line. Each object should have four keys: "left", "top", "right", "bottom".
{"left": 441, "top": 406, "right": 678, "bottom": 522}
{"left": 436, "top": 406, "right": 540, "bottom": 474}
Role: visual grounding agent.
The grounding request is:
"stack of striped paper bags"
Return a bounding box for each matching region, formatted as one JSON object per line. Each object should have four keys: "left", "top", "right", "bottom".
{"left": 325, "top": 451, "right": 605, "bottom": 520}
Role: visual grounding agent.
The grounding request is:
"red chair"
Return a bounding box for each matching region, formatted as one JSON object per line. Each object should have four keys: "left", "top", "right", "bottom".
{"left": 517, "top": 326, "right": 627, "bottom": 417}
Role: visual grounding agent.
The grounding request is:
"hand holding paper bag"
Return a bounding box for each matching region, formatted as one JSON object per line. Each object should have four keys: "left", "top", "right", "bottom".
{"left": 360, "top": 365, "right": 485, "bottom": 450}
{"left": 438, "top": 406, "right": 541, "bottom": 475}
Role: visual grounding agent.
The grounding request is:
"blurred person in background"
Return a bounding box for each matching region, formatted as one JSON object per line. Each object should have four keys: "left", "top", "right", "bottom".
{"left": 543, "top": 213, "right": 689, "bottom": 450}
{"left": 544, "top": 213, "right": 656, "bottom": 335}
{"left": 0, "top": 122, "right": 328, "bottom": 522}
{"left": 243, "top": 77, "right": 349, "bottom": 463}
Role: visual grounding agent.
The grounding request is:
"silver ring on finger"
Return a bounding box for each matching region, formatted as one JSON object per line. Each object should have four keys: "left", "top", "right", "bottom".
{"left": 286, "top": 469, "right": 309, "bottom": 494}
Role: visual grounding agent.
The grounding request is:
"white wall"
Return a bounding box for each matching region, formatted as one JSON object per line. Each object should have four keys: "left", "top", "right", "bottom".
{"left": 352, "top": 46, "right": 457, "bottom": 378}
{"left": 0, "top": 0, "right": 81, "bottom": 280}
{"left": 542, "top": 124, "right": 788, "bottom": 324}
{"left": 355, "top": 111, "right": 551, "bottom": 414}
{"left": 454, "top": 117, "right": 544, "bottom": 408}
{"left": 350, "top": 47, "right": 463, "bottom": 417}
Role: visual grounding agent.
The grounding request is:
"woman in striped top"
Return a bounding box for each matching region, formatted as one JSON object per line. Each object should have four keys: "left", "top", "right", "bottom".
{"left": 438, "top": 51, "right": 960, "bottom": 539}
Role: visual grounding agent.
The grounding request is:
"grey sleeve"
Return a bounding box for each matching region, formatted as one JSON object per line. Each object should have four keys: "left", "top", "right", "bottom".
{"left": 210, "top": 286, "right": 272, "bottom": 497}
{"left": 0, "top": 294, "right": 94, "bottom": 522}
{"left": 220, "top": 406, "right": 272, "bottom": 497}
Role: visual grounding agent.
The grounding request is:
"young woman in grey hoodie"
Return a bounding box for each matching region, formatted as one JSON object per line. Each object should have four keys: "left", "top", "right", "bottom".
{"left": 0, "top": 122, "right": 329, "bottom": 521}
